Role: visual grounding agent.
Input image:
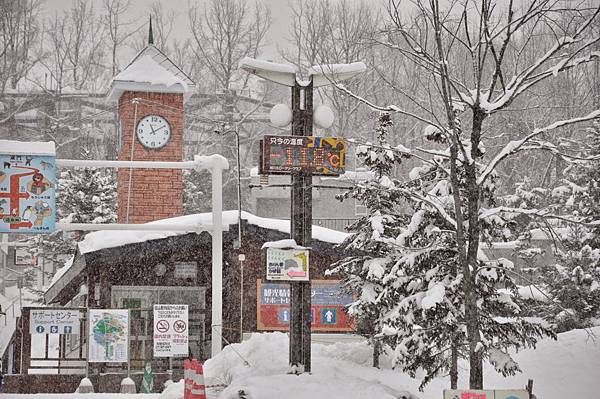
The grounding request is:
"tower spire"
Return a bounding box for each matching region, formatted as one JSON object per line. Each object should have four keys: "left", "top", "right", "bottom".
{"left": 148, "top": 16, "right": 154, "bottom": 45}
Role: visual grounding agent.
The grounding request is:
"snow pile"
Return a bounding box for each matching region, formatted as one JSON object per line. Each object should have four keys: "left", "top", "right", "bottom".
{"left": 78, "top": 211, "right": 349, "bottom": 254}
{"left": 0, "top": 139, "right": 56, "bottom": 155}
{"left": 261, "top": 239, "right": 308, "bottom": 250}
{"left": 165, "top": 326, "right": 600, "bottom": 399}
{"left": 203, "top": 332, "right": 417, "bottom": 399}
{"left": 47, "top": 255, "right": 75, "bottom": 289}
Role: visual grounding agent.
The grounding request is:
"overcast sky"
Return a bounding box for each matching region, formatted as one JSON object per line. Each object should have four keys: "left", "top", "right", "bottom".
{"left": 44, "top": 0, "right": 295, "bottom": 59}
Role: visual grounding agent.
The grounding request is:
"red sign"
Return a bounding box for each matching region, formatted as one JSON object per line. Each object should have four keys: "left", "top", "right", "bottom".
{"left": 256, "top": 279, "right": 355, "bottom": 332}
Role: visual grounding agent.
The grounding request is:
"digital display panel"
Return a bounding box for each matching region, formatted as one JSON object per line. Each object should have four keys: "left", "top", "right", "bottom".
{"left": 260, "top": 135, "right": 346, "bottom": 175}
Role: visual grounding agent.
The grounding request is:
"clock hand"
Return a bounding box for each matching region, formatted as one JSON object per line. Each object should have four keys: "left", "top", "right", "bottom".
{"left": 148, "top": 124, "right": 158, "bottom": 135}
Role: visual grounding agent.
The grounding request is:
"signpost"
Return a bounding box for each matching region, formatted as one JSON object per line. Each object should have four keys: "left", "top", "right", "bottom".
{"left": 257, "top": 279, "right": 355, "bottom": 332}
{"left": 443, "top": 390, "right": 530, "bottom": 399}
{"left": 153, "top": 304, "right": 189, "bottom": 357}
{"left": 88, "top": 309, "right": 129, "bottom": 363}
{"left": 0, "top": 141, "right": 56, "bottom": 233}
{"left": 260, "top": 135, "right": 346, "bottom": 175}
{"left": 266, "top": 247, "right": 310, "bottom": 281}
{"left": 30, "top": 309, "right": 81, "bottom": 334}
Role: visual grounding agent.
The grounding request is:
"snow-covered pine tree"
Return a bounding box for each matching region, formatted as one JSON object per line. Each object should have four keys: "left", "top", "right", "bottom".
{"left": 329, "top": 112, "right": 409, "bottom": 367}
{"left": 540, "top": 122, "right": 600, "bottom": 331}
{"left": 182, "top": 169, "right": 212, "bottom": 214}
{"left": 32, "top": 167, "right": 117, "bottom": 273}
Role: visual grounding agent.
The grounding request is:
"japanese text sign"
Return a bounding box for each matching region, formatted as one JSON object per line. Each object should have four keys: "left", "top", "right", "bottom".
{"left": 153, "top": 304, "right": 189, "bottom": 357}
{"left": 30, "top": 309, "right": 81, "bottom": 335}
{"left": 266, "top": 247, "right": 310, "bottom": 281}
{"left": 260, "top": 135, "right": 346, "bottom": 175}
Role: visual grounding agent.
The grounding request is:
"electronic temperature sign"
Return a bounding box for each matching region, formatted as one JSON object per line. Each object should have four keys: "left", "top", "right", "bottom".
{"left": 260, "top": 135, "right": 346, "bottom": 175}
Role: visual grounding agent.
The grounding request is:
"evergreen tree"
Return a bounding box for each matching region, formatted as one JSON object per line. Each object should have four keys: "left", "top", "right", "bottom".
{"left": 333, "top": 114, "right": 554, "bottom": 390}
{"left": 540, "top": 123, "right": 600, "bottom": 331}
{"left": 32, "top": 167, "right": 117, "bottom": 274}
{"left": 329, "top": 113, "right": 409, "bottom": 367}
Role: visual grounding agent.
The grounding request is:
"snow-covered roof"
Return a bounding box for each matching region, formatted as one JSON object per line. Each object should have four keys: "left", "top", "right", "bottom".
{"left": 78, "top": 210, "right": 349, "bottom": 255}
{"left": 0, "top": 139, "right": 56, "bottom": 156}
{"left": 108, "top": 44, "right": 195, "bottom": 101}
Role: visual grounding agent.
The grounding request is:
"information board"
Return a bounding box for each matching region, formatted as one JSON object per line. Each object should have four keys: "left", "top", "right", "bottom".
{"left": 443, "top": 390, "right": 528, "bottom": 399}
{"left": 257, "top": 279, "right": 355, "bottom": 332}
{"left": 0, "top": 151, "right": 56, "bottom": 233}
{"left": 88, "top": 309, "right": 129, "bottom": 363}
{"left": 153, "top": 304, "right": 189, "bottom": 357}
{"left": 260, "top": 135, "right": 346, "bottom": 175}
{"left": 30, "top": 309, "right": 81, "bottom": 334}
{"left": 266, "top": 247, "right": 309, "bottom": 281}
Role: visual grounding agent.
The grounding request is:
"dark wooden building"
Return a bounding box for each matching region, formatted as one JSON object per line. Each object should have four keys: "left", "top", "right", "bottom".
{"left": 42, "top": 211, "right": 350, "bottom": 371}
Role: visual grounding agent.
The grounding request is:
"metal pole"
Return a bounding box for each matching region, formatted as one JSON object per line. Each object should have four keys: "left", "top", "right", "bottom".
{"left": 239, "top": 256, "right": 244, "bottom": 340}
{"left": 211, "top": 165, "right": 224, "bottom": 356}
{"left": 236, "top": 129, "right": 243, "bottom": 248}
{"left": 0, "top": 234, "right": 7, "bottom": 296}
{"left": 127, "top": 308, "right": 131, "bottom": 378}
{"left": 289, "top": 79, "right": 313, "bottom": 373}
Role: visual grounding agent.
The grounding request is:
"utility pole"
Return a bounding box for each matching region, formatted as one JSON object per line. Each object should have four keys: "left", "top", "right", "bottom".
{"left": 290, "top": 80, "right": 313, "bottom": 372}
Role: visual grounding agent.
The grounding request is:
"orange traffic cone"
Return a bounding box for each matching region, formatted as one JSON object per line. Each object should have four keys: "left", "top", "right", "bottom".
{"left": 184, "top": 359, "right": 193, "bottom": 399}
{"left": 191, "top": 360, "right": 207, "bottom": 399}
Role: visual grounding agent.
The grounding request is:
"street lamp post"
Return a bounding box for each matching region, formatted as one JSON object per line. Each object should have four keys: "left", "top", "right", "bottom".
{"left": 240, "top": 57, "right": 365, "bottom": 373}
{"left": 217, "top": 126, "right": 243, "bottom": 249}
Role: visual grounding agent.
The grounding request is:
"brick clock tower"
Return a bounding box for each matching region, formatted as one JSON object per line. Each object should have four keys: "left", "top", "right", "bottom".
{"left": 108, "top": 23, "right": 195, "bottom": 224}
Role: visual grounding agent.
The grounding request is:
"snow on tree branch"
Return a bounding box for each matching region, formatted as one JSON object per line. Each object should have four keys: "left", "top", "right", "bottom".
{"left": 478, "top": 109, "right": 600, "bottom": 185}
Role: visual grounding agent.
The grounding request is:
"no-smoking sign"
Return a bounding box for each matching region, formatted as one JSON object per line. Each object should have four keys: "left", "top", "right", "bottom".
{"left": 156, "top": 319, "right": 170, "bottom": 333}
{"left": 153, "top": 304, "right": 189, "bottom": 357}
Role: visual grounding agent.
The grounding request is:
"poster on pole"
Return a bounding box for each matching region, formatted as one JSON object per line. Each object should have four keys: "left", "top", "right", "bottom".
{"left": 266, "top": 247, "right": 310, "bottom": 281}
{"left": 0, "top": 140, "right": 56, "bottom": 233}
{"left": 153, "top": 304, "right": 189, "bottom": 357}
{"left": 30, "top": 309, "right": 81, "bottom": 334}
{"left": 88, "top": 309, "right": 129, "bottom": 363}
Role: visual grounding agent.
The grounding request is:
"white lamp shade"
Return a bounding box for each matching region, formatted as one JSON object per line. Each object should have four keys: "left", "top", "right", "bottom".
{"left": 270, "top": 103, "right": 293, "bottom": 127}
{"left": 313, "top": 105, "right": 334, "bottom": 128}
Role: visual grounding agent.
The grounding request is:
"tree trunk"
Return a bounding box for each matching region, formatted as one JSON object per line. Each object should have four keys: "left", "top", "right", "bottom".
{"left": 372, "top": 338, "right": 381, "bottom": 368}
{"left": 450, "top": 336, "right": 458, "bottom": 389}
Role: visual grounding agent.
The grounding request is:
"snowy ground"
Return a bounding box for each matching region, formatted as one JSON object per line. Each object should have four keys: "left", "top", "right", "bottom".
{"left": 2, "top": 327, "right": 598, "bottom": 399}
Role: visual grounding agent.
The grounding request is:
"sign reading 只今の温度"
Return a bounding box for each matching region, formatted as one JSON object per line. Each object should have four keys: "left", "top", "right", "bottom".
{"left": 257, "top": 279, "right": 355, "bottom": 332}
{"left": 88, "top": 309, "right": 129, "bottom": 363}
{"left": 29, "top": 309, "right": 81, "bottom": 335}
{"left": 153, "top": 304, "right": 189, "bottom": 357}
{"left": 260, "top": 135, "right": 346, "bottom": 175}
{"left": 0, "top": 140, "right": 56, "bottom": 234}
{"left": 443, "top": 390, "right": 530, "bottom": 399}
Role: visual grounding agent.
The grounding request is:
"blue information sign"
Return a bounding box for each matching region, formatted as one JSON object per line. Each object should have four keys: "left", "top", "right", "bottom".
{"left": 0, "top": 144, "right": 56, "bottom": 233}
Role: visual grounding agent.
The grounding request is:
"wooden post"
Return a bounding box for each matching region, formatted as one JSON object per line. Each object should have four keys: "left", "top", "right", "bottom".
{"left": 526, "top": 379, "right": 534, "bottom": 399}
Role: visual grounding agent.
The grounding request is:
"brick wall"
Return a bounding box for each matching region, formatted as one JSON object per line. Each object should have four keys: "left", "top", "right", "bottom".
{"left": 116, "top": 91, "right": 184, "bottom": 223}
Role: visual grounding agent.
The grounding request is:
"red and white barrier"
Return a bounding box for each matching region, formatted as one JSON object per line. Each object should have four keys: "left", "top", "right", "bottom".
{"left": 184, "top": 359, "right": 207, "bottom": 399}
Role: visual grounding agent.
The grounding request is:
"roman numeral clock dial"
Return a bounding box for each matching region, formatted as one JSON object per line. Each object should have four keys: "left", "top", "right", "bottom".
{"left": 136, "top": 114, "right": 172, "bottom": 149}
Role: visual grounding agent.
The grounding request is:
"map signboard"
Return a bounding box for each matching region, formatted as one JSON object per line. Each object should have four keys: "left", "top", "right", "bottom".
{"left": 153, "top": 304, "right": 189, "bottom": 357}
{"left": 88, "top": 309, "right": 129, "bottom": 363}
{"left": 260, "top": 135, "right": 346, "bottom": 176}
{"left": 30, "top": 309, "right": 81, "bottom": 335}
{"left": 0, "top": 142, "right": 56, "bottom": 233}
{"left": 257, "top": 279, "right": 355, "bottom": 332}
{"left": 266, "top": 247, "right": 309, "bottom": 281}
{"left": 443, "top": 390, "right": 528, "bottom": 399}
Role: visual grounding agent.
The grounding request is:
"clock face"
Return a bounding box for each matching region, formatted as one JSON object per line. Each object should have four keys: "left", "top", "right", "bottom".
{"left": 136, "top": 114, "right": 171, "bottom": 149}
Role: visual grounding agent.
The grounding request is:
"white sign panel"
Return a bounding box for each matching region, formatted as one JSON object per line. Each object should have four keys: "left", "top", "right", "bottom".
{"left": 174, "top": 262, "right": 197, "bottom": 279}
{"left": 30, "top": 309, "right": 81, "bottom": 334}
{"left": 444, "top": 390, "right": 528, "bottom": 399}
{"left": 266, "top": 248, "right": 310, "bottom": 281}
{"left": 88, "top": 309, "right": 129, "bottom": 363}
{"left": 153, "top": 304, "right": 189, "bottom": 357}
